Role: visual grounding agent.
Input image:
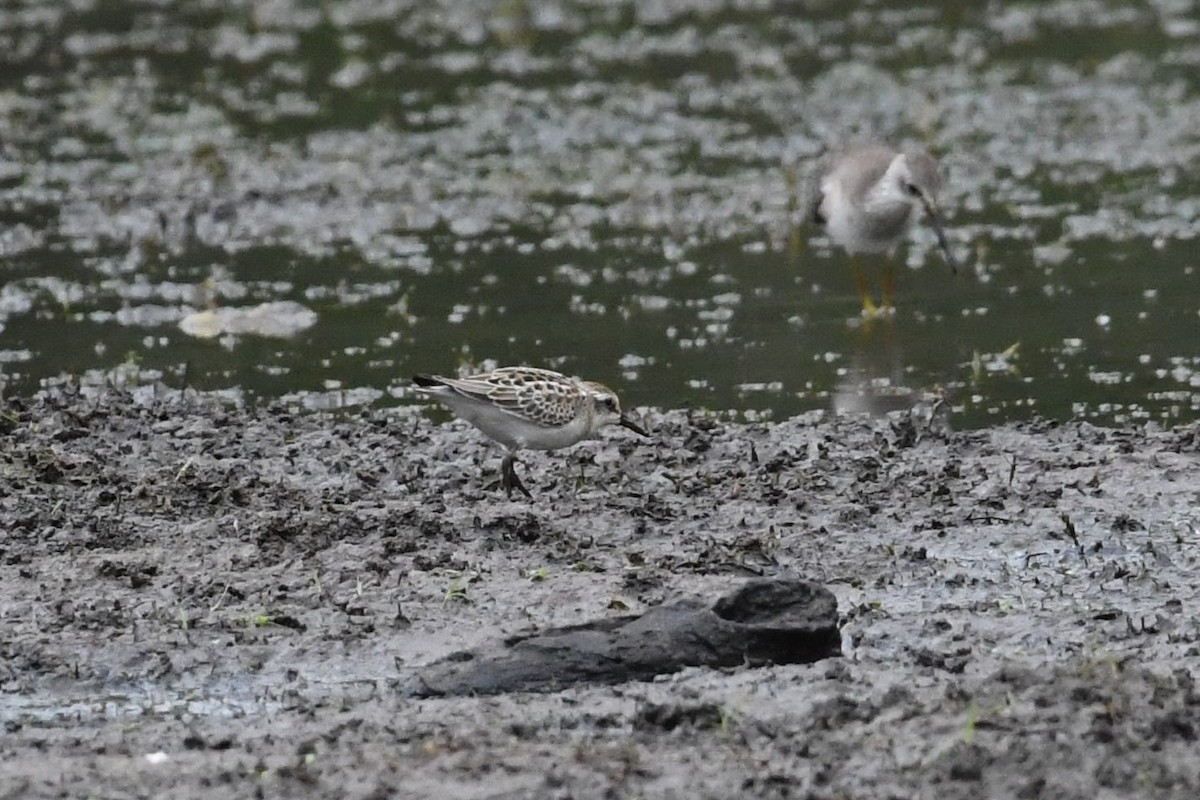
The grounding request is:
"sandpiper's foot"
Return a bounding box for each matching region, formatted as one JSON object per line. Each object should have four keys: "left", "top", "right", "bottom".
{"left": 501, "top": 453, "right": 533, "bottom": 500}
{"left": 852, "top": 256, "right": 881, "bottom": 318}
{"left": 862, "top": 300, "right": 899, "bottom": 319}
{"left": 853, "top": 298, "right": 895, "bottom": 331}
{"left": 858, "top": 296, "right": 897, "bottom": 321}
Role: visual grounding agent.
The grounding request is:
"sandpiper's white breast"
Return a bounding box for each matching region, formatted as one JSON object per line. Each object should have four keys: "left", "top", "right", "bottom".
{"left": 820, "top": 148, "right": 918, "bottom": 254}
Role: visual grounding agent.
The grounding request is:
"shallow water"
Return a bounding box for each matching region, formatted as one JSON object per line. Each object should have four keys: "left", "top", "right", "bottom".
{"left": 1, "top": 0, "right": 1198, "bottom": 426}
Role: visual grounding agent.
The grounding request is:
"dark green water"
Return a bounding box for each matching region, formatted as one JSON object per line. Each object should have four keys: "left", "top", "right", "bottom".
{"left": 1, "top": 0, "right": 1198, "bottom": 426}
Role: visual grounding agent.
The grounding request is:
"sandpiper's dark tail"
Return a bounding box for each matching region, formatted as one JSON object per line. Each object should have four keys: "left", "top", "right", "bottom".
{"left": 412, "top": 374, "right": 445, "bottom": 388}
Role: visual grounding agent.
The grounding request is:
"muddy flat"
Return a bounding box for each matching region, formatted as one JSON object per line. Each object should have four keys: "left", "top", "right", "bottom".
{"left": 2, "top": 387, "right": 1197, "bottom": 798}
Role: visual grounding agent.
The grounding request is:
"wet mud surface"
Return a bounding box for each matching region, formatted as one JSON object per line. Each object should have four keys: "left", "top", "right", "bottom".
{"left": 3, "top": 388, "right": 1199, "bottom": 798}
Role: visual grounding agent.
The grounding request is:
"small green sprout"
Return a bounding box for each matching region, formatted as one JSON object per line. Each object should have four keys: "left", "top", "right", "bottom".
{"left": 443, "top": 578, "right": 469, "bottom": 606}
{"left": 963, "top": 700, "right": 979, "bottom": 745}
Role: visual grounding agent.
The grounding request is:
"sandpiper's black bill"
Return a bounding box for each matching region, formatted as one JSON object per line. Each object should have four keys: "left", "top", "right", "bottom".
{"left": 620, "top": 415, "right": 650, "bottom": 437}
{"left": 412, "top": 373, "right": 444, "bottom": 388}
{"left": 920, "top": 197, "right": 960, "bottom": 275}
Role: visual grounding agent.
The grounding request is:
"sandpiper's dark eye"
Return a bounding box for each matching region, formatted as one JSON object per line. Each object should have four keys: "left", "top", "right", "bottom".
{"left": 904, "top": 182, "right": 922, "bottom": 198}
{"left": 605, "top": 398, "right": 617, "bottom": 410}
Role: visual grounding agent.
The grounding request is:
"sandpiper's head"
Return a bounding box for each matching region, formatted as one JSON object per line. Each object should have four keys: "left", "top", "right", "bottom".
{"left": 888, "top": 151, "right": 958, "bottom": 273}
{"left": 887, "top": 152, "right": 941, "bottom": 208}
{"left": 581, "top": 382, "right": 649, "bottom": 437}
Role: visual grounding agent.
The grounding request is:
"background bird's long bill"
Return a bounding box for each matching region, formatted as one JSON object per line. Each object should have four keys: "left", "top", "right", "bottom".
{"left": 921, "top": 198, "right": 960, "bottom": 274}
{"left": 620, "top": 415, "right": 649, "bottom": 436}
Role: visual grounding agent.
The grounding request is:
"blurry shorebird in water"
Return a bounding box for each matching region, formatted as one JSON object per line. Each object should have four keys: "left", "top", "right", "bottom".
{"left": 811, "top": 145, "right": 959, "bottom": 317}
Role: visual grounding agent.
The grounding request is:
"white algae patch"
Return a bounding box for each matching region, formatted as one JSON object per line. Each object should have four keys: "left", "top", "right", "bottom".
{"left": 179, "top": 301, "right": 318, "bottom": 339}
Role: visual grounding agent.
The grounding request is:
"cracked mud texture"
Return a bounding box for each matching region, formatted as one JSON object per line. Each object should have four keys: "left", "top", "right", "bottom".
{"left": 2, "top": 387, "right": 1199, "bottom": 798}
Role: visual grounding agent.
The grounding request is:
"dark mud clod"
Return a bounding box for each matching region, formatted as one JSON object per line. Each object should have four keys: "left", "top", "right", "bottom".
{"left": 402, "top": 578, "right": 840, "bottom": 697}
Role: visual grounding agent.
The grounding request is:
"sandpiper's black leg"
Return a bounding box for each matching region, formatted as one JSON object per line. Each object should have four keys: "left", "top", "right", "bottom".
{"left": 501, "top": 454, "right": 533, "bottom": 500}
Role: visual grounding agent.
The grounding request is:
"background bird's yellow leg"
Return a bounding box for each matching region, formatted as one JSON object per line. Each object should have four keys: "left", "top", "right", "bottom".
{"left": 882, "top": 260, "right": 896, "bottom": 313}
{"left": 853, "top": 257, "right": 878, "bottom": 316}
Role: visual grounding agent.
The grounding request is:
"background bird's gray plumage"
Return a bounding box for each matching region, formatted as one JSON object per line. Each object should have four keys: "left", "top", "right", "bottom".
{"left": 809, "top": 146, "right": 939, "bottom": 250}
